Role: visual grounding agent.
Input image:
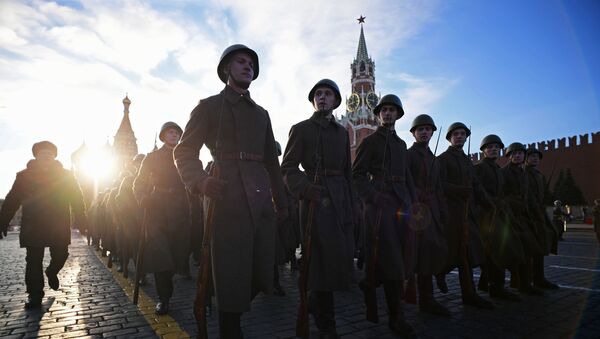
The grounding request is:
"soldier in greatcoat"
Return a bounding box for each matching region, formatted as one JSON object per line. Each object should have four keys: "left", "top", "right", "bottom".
{"left": 281, "top": 79, "right": 356, "bottom": 338}
{"left": 474, "top": 135, "right": 524, "bottom": 301}
{"left": 353, "top": 94, "right": 416, "bottom": 335}
{"left": 174, "top": 44, "right": 288, "bottom": 339}
{"left": 134, "top": 121, "right": 191, "bottom": 315}
{"left": 0, "top": 141, "right": 86, "bottom": 309}
{"left": 406, "top": 114, "right": 450, "bottom": 316}
{"left": 501, "top": 142, "right": 545, "bottom": 296}
{"left": 437, "top": 123, "right": 494, "bottom": 309}
{"left": 525, "top": 147, "right": 560, "bottom": 289}
{"left": 114, "top": 154, "right": 146, "bottom": 278}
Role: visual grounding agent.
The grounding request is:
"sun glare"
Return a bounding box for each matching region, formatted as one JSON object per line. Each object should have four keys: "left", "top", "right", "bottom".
{"left": 79, "top": 148, "right": 116, "bottom": 181}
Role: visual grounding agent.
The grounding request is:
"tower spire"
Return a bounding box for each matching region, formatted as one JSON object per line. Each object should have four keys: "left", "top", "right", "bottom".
{"left": 356, "top": 20, "right": 369, "bottom": 61}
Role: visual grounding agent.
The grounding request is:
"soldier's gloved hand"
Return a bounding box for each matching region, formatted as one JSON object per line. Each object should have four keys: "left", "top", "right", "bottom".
{"left": 276, "top": 207, "right": 289, "bottom": 223}
{"left": 200, "top": 177, "right": 228, "bottom": 199}
{"left": 303, "top": 184, "right": 323, "bottom": 201}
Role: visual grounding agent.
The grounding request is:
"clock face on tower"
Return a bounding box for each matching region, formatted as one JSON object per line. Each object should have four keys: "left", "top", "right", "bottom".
{"left": 366, "top": 92, "right": 378, "bottom": 109}
{"left": 347, "top": 93, "right": 360, "bottom": 112}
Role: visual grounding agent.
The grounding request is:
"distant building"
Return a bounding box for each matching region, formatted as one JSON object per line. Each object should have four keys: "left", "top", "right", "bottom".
{"left": 71, "top": 95, "right": 140, "bottom": 200}
{"left": 338, "top": 18, "right": 379, "bottom": 162}
{"left": 471, "top": 131, "right": 600, "bottom": 204}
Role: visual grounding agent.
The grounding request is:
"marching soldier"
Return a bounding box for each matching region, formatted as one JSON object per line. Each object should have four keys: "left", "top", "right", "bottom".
{"left": 114, "top": 154, "right": 146, "bottom": 278}
{"left": 353, "top": 94, "right": 416, "bottom": 335}
{"left": 501, "top": 142, "right": 545, "bottom": 295}
{"left": 134, "top": 121, "right": 192, "bottom": 315}
{"left": 474, "top": 135, "right": 524, "bottom": 301}
{"left": 437, "top": 123, "right": 494, "bottom": 309}
{"left": 174, "top": 44, "right": 288, "bottom": 338}
{"left": 281, "top": 79, "right": 356, "bottom": 338}
{"left": 525, "top": 147, "right": 560, "bottom": 289}
{"left": 0, "top": 141, "right": 86, "bottom": 308}
{"left": 406, "top": 114, "right": 450, "bottom": 315}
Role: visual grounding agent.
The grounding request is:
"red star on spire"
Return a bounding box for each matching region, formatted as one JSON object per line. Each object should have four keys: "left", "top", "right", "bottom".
{"left": 357, "top": 15, "right": 366, "bottom": 24}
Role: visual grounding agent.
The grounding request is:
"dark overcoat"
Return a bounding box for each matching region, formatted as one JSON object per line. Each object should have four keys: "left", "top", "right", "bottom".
{"left": 174, "top": 85, "right": 287, "bottom": 312}
{"left": 406, "top": 142, "right": 448, "bottom": 275}
{"left": 134, "top": 145, "right": 191, "bottom": 275}
{"left": 526, "top": 165, "right": 558, "bottom": 254}
{"left": 437, "top": 146, "right": 487, "bottom": 268}
{"left": 474, "top": 158, "right": 525, "bottom": 266}
{"left": 353, "top": 127, "right": 416, "bottom": 281}
{"left": 501, "top": 163, "right": 545, "bottom": 256}
{"left": 115, "top": 174, "right": 142, "bottom": 263}
{"left": 0, "top": 159, "right": 86, "bottom": 248}
{"left": 281, "top": 112, "right": 355, "bottom": 291}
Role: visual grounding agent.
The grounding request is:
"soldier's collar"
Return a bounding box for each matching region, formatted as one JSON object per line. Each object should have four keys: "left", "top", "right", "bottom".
{"left": 223, "top": 85, "right": 256, "bottom": 106}
{"left": 310, "top": 111, "right": 336, "bottom": 128}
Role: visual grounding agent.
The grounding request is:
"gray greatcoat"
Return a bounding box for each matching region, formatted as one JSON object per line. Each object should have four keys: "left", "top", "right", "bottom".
{"left": 526, "top": 165, "right": 558, "bottom": 254}
{"left": 281, "top": 112, "right": 355, "bottom": 291}
{"left": 0, "top": 159, "right": 86, "bottom": 248}
{"left": 174, "top": 85, "right": 287, "bottom": 312}
{"left": 474, "top": 158, "right": 525, "bottom": 267}
{"left": 501, "top": 163, "right": 544, "bottom": 257}
{"left": 353, "top": 127, "right": 417, "bottom": 282}
{"left": 437, "top": 146, "right": 489, "bottom": 269}
{"left": 406, "top": 142, "right": 448, "bottom": 276}
{"left": 134, "top": 145, "right": 191, "bottom": 275}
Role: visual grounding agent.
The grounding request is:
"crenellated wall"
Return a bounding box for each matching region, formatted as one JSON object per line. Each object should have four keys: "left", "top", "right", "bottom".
{"left": 471, "top": 131, "right": 600, "bottom": 203}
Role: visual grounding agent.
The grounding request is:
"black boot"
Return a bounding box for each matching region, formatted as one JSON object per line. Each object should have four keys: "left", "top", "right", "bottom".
{"left": 25, "top": 296, "right": 42, "bottom": 309}
{"left": 219, "top": 311, "right": 243, "bottom": 339}
{"left": 489, "top": 285, "right": 521, "bottom": 301}
{"left": 462, "top": 293, "right": 495, "bottom": 309}
{"left": 45, "top": 269, "right": 59, "bottom": 291}
{"left": 155, "top": 301, "right": 169, "bottom": 315}
{"left": 435, "top": 273, "right": 448, "bottom": 294}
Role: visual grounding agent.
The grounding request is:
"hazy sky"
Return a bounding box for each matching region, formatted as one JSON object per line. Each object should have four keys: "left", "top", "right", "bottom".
{"left": 1, "top": 0, "right": 599, "bottom": 196}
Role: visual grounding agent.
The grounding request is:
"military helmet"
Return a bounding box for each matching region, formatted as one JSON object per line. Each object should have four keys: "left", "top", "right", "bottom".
{"left": 479, "top": 134, "right": 504, "bottom": 151}
{"left": 410, "top": 114, "right": 436, "bottom": 132}
{"left": 308, "top": 79, "right": 342, "bottom": 110}
{"left": 374, "top": 94, "right": 404, "bottom": 118}
{"left": 526, "top": 147, "right": 543, "bottom": 159}
{"left": 445, "top": 122, "right": 471, "bottom": 141}
{"left": 554, "top": 200, "right": 562, "bottom": 207}
{"left": 275, "top": 141, "right": 282, "bottom": 156}
{"left": 217, "top": 44, "right": 259, "bottom": 84}
{"left": 159, "top": 121, "right": 183, "bottom": 142}
{"left": 505, "top": 142, "right": 526, "bottom": 157}
{"left": 32, "top": 140, "right": 57, "bottom": 158}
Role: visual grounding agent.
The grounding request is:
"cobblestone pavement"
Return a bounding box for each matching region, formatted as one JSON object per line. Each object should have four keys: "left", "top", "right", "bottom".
{"left": 1, "top": 226, "right": 599, "bottom": 338}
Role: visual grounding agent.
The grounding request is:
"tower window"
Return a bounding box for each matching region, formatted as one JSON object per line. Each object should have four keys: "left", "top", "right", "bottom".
{"left": 360, "top": 61, "right": 365, "bottom": 72}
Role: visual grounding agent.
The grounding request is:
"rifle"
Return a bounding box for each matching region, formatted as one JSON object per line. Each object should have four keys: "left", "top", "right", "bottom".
{"left": 194, "top": 91, "right": 226, "bottom": 339}
{"left": 459, "top": 127, "right": 473, "bottom": 292}
{"left": 132, "top": 208, "right": 148, "bottom": 305}
{"left": 296, "top": 118, "right": 324, "bottom": 339}
{"left": 364, "top": 124, "right": 392, "bottom": 323}
{"left": 194, "top": 165, "right": 219, "bottom": 339}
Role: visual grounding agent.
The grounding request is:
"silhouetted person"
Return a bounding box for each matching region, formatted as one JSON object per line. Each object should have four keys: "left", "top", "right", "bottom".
{"left": 0, "top": 141, "right": 86, "bottom": 309}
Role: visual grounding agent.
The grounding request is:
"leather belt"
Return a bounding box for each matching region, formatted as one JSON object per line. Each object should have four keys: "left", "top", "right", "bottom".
{"left": 306, "top": 169, "right": 344, "bottom": 177}
{"left": 214, "top": 152, "right": 263, "bottom": 162}
{"left": 372, "top": 175, "right": 405, "bottom": 182}
{"left": 153, "top": 187, "right": 186, "bottom": 194}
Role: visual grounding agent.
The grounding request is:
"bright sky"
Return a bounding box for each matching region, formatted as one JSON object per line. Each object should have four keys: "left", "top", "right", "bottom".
{"left": 1, "top": 0, "right": 599, "bottom": 197}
